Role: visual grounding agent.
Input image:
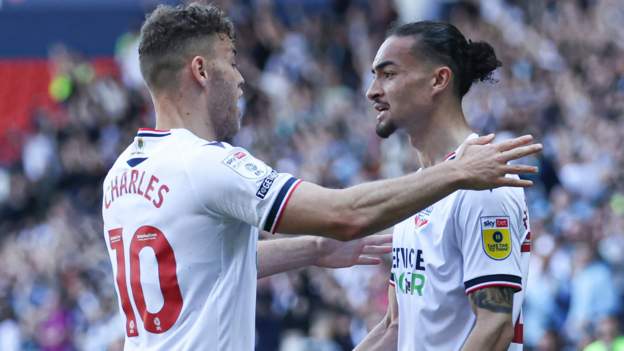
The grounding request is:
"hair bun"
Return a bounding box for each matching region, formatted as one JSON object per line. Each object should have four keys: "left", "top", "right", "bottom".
{"left": 465, "top": 40, "right": 501, "bottom": 82}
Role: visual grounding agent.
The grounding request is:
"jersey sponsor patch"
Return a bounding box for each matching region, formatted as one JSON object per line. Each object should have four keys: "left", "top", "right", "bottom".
{"left": 223, "top": 150, "right": 270, "bottom": 179}
{"left": 256, "top": 170, "right": 278, "bottom": 199}
{"left": 480, "top": 216, "right": 512, "bottom": 260}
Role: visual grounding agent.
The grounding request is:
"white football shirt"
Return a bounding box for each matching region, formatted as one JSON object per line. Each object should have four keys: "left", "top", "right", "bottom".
{"left": 390, "top": 135, "right": 531, "bottom": 351}
{"left": 102, "top": 128, "right": 301, "bottom": 350}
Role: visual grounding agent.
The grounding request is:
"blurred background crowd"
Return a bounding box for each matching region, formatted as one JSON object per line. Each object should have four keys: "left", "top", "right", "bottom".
{"left": 1, "top": 0, "right": 623, "bottom": 350}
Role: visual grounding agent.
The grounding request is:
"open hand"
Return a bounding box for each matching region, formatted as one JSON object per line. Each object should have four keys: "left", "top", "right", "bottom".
{"left": 314, "top": 234, "right": 392, "bottom": 268}
{"left": 453, "top": 134, "right": 542, "bottom": 190}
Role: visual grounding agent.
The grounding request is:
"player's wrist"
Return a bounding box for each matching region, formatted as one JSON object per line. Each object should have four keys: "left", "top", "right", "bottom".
{"left": 441, "top": 160, "right": 469, "bottom": 190}
{"left": 311, "top": 236, "right": 326, "bottom": 266}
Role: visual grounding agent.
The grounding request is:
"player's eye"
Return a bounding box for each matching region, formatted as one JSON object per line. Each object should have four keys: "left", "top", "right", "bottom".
{"left": 383, "top": 72, "right": 396, "bottom": 79}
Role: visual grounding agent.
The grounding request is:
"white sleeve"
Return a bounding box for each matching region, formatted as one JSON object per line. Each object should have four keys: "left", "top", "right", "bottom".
{"left": 454, "top": 187, "right": 527, "bottom": 295}
{"left": 187, "top": 145, "right": 301, "bottom": 233}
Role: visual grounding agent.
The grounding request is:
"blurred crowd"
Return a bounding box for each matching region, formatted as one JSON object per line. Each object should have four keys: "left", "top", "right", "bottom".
{"left": 1, "top": 0, "right": 623, "bottom": 350}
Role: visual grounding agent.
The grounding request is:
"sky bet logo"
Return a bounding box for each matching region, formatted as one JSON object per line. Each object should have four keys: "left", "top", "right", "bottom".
{"left": 483, "top": 219, "right": 495, "bottom": 227}
{"left": 392, "top": 247, "right": 426, "bottom": 296}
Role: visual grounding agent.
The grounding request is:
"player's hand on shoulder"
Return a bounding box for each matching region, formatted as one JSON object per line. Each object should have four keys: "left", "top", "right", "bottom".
{"left": 453, "top": 134, "right": 542, "bottom": 190}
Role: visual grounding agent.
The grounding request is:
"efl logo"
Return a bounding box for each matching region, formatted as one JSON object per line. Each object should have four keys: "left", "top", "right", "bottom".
{"left": 480, "top": 216, "right": 512, "bottom": 260}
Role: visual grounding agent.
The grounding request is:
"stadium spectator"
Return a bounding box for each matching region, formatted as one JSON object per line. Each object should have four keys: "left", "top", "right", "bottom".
{"left": 584, "top": 316, "right": 624, "bottom": 351}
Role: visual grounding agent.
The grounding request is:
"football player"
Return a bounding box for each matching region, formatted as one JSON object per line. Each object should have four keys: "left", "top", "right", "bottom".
{"left": 355, "top": 21, "right": 531, "bottom": 351}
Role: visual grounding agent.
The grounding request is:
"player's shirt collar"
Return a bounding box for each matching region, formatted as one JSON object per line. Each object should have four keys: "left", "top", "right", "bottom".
{"left": 444, "top": 133, "right": 479, "bottom": 161}
{"left": 136, "top": 128, "right": 172, "bottom": 137}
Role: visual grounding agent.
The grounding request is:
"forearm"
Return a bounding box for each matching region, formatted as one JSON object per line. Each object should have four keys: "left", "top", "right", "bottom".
{"left": 354, "top": 318, "right": 398, "bottom": 351}
{"left": 337, "top": 161, "right": 464, "bottom": 238}
{"left": 257, "top": 236, "right": 320, "bottom": 278}
{"left": 275, "top": 134, "right": 540, "bottom": 238}
{"left": 461, "top": 317, "right": 513, "bottom": 351}
{"left": 463, "top": 287, "right": 515, "bottom": 351}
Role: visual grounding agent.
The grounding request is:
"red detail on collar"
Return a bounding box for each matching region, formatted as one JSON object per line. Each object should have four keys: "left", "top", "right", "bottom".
{"left": 138, "top": 128, "right": 170, "bottom": 132}
{"left": 444, "top": 151, "right": 456, "bottom": 161}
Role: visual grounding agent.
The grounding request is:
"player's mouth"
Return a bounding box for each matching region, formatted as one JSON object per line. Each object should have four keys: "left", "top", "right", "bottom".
{"left": 374, "top": 103, "right": 390, "bottom": 121}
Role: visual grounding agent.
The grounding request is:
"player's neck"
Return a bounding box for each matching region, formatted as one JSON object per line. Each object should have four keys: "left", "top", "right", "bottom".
{"left": 153, "top": 93, "right": 218, "bottom": 141}
{"left": 408, "top": 106, "right": 473, "bottom": 167}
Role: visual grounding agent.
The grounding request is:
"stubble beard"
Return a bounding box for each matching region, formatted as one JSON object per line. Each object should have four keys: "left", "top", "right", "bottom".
{"left": 208, "top": 73, "right": 240, "bottom": 141}
{"left": 375, "top": 119, "right": 398, "bottom": 139}
{"left": 210, "top": 104, "right": 239, "bottom": 141}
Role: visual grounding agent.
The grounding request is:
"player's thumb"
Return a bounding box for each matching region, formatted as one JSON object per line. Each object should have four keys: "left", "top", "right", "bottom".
{"left": 456, "top": 133, "right": 495, "bottom": 158}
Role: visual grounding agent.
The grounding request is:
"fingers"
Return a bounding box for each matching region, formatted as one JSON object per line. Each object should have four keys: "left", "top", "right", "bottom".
{"left": 500, "top": 143, "right": 542, "bottom": 162}
{"left": 494, "top": 135, "right": 534, "bottom": 152}
{"left": 502, "top": 164, "right": 539, "bottom": 175}
{"left": 466, "top": 133, "right": 495, "bottom": 146}
{"left": 363, "top": 233, "right": 393, "bottom": 246}
{"left": 456, "top": 133, "right": 495, "bottom": 158}
{"left": 495, "top": 177, "right": 534, "bottom": 188}
{"left": 362, "top": 245, "right": 392, "bottom": 255}
{"left": 356, "top": 256, "right": 382, "bottom": 265}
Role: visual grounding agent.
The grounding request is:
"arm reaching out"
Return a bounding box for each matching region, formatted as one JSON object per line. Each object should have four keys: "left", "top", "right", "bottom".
{"left": 276, "top": 134, "right": 541, "bottom": 240}
{"left": 257, "top": 234, "right": 392, "bottom": 279}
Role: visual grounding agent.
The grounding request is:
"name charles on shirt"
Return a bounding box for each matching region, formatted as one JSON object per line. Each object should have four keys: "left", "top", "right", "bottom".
{"left": 104, "top": 169, "right": 170, "bottom": 209}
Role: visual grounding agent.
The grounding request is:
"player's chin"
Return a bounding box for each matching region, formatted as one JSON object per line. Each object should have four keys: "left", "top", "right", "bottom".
{"left": 375, "top": 120, "right": 397, "bottom": 139}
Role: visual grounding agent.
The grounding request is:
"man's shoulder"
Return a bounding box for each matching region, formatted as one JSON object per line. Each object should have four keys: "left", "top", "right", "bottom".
{"left": 185, "top": 141, "right": 263, "bottom": 172}
{"left": 185, "top": 139, "right": 234, "bottom": 162}
{"left": 455, "top": 185, "right": 525, "bottom": 208}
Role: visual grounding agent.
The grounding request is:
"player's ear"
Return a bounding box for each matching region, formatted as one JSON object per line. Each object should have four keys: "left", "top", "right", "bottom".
{"left": 431, "top": 66, "right": 452, "bottom": 97}
{"left": 190, "top": 56, "right": 209, "bottom": 87}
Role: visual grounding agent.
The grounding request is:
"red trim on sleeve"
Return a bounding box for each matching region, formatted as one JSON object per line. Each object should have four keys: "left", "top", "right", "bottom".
{"left": 465, "top": 282, "right": 522, "bottom": 295}
{"left": 521, "top": 243, "right": 531, "bottom": 252}
{"left": 271, "top": 180, "right": 303, "bottom": 234}
{"left": 512, "top": 322, "right": 523, "bottom": 343}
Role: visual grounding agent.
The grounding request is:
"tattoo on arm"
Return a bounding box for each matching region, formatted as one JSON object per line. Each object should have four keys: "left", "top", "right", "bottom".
{"left": 469, "top": 287, "right": 514, "bottom": 314}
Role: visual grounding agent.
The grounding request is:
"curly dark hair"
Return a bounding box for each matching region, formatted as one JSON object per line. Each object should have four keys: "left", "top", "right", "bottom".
{"left": 387, "top": 21, "right": 501, "bottom": 98}
{"left": 138, "top": 2, "right": 235, "bottom": 92}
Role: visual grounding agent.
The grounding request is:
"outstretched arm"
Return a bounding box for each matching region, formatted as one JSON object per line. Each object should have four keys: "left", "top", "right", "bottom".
{"left": 461, "top": 287, "right": 515, "bottom": 351}
{"left": 257, "top": 234, "right": 392, "bottom": 279}
{"left": 355, "top": 284, "right": 399, "bottom": 351}
{"left": 276, "top": 134, "right": 541, "bottom": 240}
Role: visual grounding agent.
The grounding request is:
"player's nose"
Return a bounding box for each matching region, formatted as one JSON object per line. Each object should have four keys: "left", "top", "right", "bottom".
{"left": 237, "top": 70, "right": 245, "bottom": 88}
{"left": 366, "top": 78, "right": 383, "bottom": 101}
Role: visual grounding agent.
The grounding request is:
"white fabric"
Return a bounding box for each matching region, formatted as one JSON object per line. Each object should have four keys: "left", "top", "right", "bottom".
{"left": 102, "top": 128, "right": 298, "bottom": 350}
{"left": 0, "top": 319, "right": 21, "bottom": 351}
{"left": 390, "top": 134, "right": 530, "bottom": 351}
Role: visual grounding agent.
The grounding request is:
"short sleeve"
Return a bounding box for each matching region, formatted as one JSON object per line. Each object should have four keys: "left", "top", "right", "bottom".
{"left": 455, "top": 186, "right": 527, "bottom": 295}
{"left": 187, "top": 145, "right": 301, "bottom": 233}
